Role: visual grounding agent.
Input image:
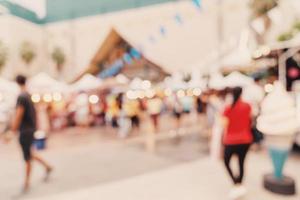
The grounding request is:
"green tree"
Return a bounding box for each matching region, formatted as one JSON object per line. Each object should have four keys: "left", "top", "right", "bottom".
{"left": 249, "top": 0, "right": 279, "bottom": 44}
{"left": 182, "top": 73, "right": 191, "bottom": 83}
{"left": 20, "top": 41, "right": 36, "bottom": 66}
{"left": 277, "top": 31, "right": 294, "bottom": 42}
{"left": 0, "top": 41, "right": 8, "bottom": 72}
{"left": 277, "top": 20, "right": 300, "bottom": 42}
{"left": 51, "top": 47, "right": 66, "bottom": 72}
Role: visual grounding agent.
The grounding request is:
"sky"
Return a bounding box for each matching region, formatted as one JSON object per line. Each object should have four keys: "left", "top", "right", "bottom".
{"left": 9, "top": 0, "right": 46, "bottom": 18}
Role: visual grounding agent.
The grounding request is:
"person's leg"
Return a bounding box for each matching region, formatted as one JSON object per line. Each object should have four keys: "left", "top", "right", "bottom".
{"left": 26, "top": 133, "right": 53, "bottom": 181}
{"left": 175, "top": 114, "right": 181, "bottom": 130}
{"left": 135, "top": 116, "right": 140, "bottom": 130}
{"left": 224, "top": 145, "right": 238, "bottom": 184}
{"left": 20, "top": 135, "right": 33, "bottom": 192}
{"left": 32, "top": 154, "right": 52, "bottom": 170}
{"left": 32, "top": 152, "right": 53, "bottom": 182}
{"left": 24, "top": 160, "right": 32, "bottom": 192}
{"left": 132, "top": 116, "right": 139, "bottom": 130}
{"left": 152, "top": 115, "right": 159, "bottom": 132}
{"left": 236, "top": 144, "right": 251, "bottom": 184}
{"left": 130, "top": 116, "right": 134, "bottom": 129}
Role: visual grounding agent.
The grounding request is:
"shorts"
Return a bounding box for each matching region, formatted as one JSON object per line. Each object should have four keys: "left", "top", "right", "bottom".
{"left": 150, "top": 114, "right": 159, "bottom": 126}
{"left": 19, "top": 133, "right": 34, "bottom": 161}
{"left": 173, "top": 111, "right": 182, "bottom": 119}
{"left": 130, "top": 115, "right": 140, "bottom": 128}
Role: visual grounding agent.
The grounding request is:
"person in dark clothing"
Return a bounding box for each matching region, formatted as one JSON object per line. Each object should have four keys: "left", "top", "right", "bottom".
{"left": 196, "top": 95, "right": 204, "bottom": 114}
{"left": 222, "top": 87, "right": 253, "bottom": 199}
{"left": 6, "top": 75, "right": 53, "bottom": 193}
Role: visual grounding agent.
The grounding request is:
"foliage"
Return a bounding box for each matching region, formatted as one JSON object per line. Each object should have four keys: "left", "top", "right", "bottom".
{"left": 277, "top": 20, "right": 300, "bottom": 42}
{"left": 0, "top": 41, "right": 7, "bottom": 71}
{"left": 51, "top": 47, "right": 66, "bottom": 71}
{"left": 249, "top": 0, "right": 279, "bottom": 44}
{"left": 277, "top": 31, "right": 294, "bottom": 42}
{"left": 182, "top": 73, "right": 191, "bottom": 83}
{"left": 293, "top": 20, "right": 300, "bottom": 32}
{"left": 249, "top": 0, "right": 279, "bottom": 18}
{"left": 20, "top": 41, "right": 36, "bottom": 65}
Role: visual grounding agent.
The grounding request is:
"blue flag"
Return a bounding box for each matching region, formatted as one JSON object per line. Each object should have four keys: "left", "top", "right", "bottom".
{"left": 99, "top": 59, "right": 124, "bottom": 79}
{"left": 148, "top": 35, "right": 156, "bottom": 44}
{"left": 123, "top": 53, "right": 133, "bottom": 64}
{"left": 192, "top": 0, "right": 202, "bottom": 9}
{"left": 174, "top": 13, "right": 183, "bottom": 25}
{"left": 130, "top": 48, "right": 142, "bottom": 59}
{"left": 160, "top": 25, "right": 167, "bottom": 36}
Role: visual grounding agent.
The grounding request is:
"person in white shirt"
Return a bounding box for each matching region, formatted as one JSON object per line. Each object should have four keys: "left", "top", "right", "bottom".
{"left": 147, "top": 96, "right": 163, "bottom": 132}
{"left": 243, "top": 78, "right": 265, "bottom": 117}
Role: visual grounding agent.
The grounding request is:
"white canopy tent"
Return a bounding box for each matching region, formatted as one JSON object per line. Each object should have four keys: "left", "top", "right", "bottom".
{"left": 221, "top": 47, "right": 252, "bottom": 70}
{"left": 28, "top": 72, "right": 69, "bottom": 94}
{"left": 0, "top": 78, "right": 19, "bottom": 109}
{"left": 70, "top": 74, "right": 103, "bottom": 92}
{"left": 223, "top": 71, "right": 254, "bottom": 88}
{"left": 0, "top": 77, "right": 19, "bottom": 95}
{"left": 163, "top": 73, "right": 206, "bottom": 90}
{"left": 209, "top": 73, "right": 226, "bottom": 90}
{"left": 0, "top": 78, "right": 19, "bottom": 129}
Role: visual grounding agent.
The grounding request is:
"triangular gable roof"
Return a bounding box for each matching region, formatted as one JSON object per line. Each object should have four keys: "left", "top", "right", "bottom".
{"left": 75, "top": 28, "right": 169, "bottom": 82}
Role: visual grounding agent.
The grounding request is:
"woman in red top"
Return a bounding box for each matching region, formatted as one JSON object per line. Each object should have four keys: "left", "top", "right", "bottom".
{"left": 222, "top": 87, "right": 253, "bottom": 198}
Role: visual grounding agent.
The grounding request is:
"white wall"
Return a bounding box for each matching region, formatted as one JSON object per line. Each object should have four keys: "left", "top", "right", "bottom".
{"left": 0, "top": 15, "right": 47, "bottom": 79}
{"left": 0, "top": 0, "right": 299, "bottom": 82}
{"left": 45, "top": 0, "right": 250, "bottom": 80}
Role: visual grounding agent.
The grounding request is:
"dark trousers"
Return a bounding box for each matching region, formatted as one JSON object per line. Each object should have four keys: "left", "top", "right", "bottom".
{"left": 224, "top": 144, "right": 250, "bottom": 184}
{"left": 19, "top": 133, "right": 34, "bottom": 161}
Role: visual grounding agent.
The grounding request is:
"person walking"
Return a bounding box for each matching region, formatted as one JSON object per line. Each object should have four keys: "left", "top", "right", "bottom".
{"left": 6, "top": 75, "right": 53, "bottom": 193}
{"left": 147, "top": 95, "right": 162, "bottom": 132}
{"left": 222, "top": 87, "right": 253, "bottom": 199}
{"left": 172, "top": 95, "right": 183, "bottom": 130}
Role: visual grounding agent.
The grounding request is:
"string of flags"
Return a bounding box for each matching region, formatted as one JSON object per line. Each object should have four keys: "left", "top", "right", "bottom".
{"left": 148, "top": 0, "right": 202, "bottom": 43}
{"left": 192, "top": 0, "right": 202, "bottom": 9}
{"left": 174, "top": 13, "right": 184, "bottom": 25}
{"left": 98, "top": 47, "right": 142, "bottom": 79}
{"left": 98, "top": 0, "right": 202, "bottom": 79}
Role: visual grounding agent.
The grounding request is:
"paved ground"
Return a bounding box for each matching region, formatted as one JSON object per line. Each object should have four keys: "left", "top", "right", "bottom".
{"left": 1, "top": 114, "right": 299, "bottom": 200}
{"left": 25, "top": 153, "right": 300, "bottom": 200}
{"left": 0, "top": 114, "right": 208, "bottom": 200}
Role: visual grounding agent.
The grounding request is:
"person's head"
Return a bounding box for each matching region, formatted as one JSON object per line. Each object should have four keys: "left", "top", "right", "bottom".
{"left": 15, "top": 75, "right": 27, "bottom": 88}
{"left": 254, "top": 77, "right": 260, "bottom": 84}
{"left": 231, "top": 87, "right": 242, "bottom": 108}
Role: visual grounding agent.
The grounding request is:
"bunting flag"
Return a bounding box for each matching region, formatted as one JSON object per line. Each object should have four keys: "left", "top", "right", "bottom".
{"left": 130, "top": 48, "right": 142, "bottom": 59}
{"left": 160, "top": 25, "right": 167, "bottom": 36}
{"left": 174, "top": 13, "right": 184, "bottom": 25}
{"left": 135, "top": 0, "right": 204, "bottom": 48}
{"left": 137, "top": 45, "right": 145, "bottom": 54}
{"left": 123, "top": 53, "right": 133, "bottom": 64}
{"left": 99, "top": 59, "right": 124, "bottom": 79}
{"left": 192, "top": 0, "right": 202, "bottom": 9}
{"left": 148, "top": 35, "right": 157, "bottom": 44}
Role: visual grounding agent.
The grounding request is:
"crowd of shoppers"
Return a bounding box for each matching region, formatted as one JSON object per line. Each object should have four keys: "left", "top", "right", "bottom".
{"left": 1, "top": 73, "right": 270, "bottom": 199}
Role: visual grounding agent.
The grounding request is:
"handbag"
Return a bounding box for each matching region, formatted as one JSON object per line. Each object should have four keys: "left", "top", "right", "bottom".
{"left": 251, "top": 124, "right": 264, "bottom": 143}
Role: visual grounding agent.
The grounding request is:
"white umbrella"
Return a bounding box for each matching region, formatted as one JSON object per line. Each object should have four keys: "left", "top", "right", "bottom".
{"left": 209, "top": 73, "right": 226, "bottom": 90}
{"left": 223, "top": 71, "right": 254, "bottom": 88}
{"left": 0, "top": 77, "right": 19, "bottom": 95}
{"left": 71, "top": 74, "right": 102, "bottom": 92}
{"left": 28, "top": 72, "right": 69, "bottom": 94}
